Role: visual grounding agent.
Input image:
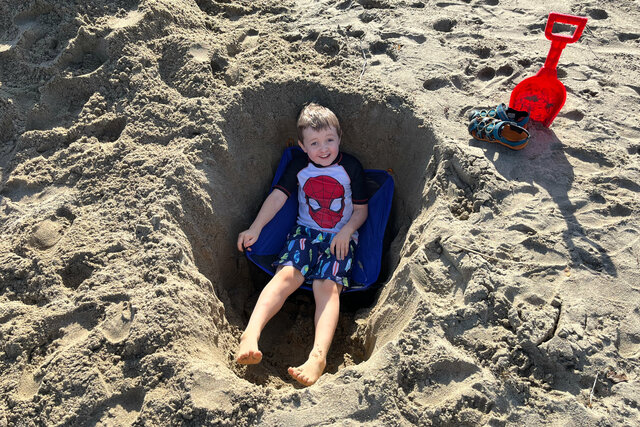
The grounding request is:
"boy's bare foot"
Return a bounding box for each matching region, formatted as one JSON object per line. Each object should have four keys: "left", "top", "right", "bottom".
{"left": 236, "top": 334, "right": 262, "bottom": 365}
{"left": 288, "top": 351, "right": 326, "bottom": 386}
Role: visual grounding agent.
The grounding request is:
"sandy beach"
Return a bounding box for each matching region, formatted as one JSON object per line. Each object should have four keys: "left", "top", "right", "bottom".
{"left": 1, "top": 0, "right": 639, "bottom": 425}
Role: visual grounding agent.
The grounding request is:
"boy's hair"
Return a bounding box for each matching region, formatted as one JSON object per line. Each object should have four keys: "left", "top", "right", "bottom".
{"left": 297, "top": 103, "right": 342, "bottom": 143}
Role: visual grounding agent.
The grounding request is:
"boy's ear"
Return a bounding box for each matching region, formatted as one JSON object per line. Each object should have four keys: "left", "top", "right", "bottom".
{"left": 298, "top": 140, "right": 306, "bottom": 152}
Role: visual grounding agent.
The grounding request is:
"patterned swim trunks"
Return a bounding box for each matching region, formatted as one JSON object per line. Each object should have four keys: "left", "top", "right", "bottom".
{"left": 273, "top": 225, "right": 356, "bottom": 288}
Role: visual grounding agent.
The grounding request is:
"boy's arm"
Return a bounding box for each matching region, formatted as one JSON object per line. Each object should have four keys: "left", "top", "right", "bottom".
{"left": 237, "top": 189, "right": 288, "bottom": 251}
{"left": 339, "top": 204, "right": 368, "bottom": 237}
{"left": 330, "top": 203, "right": 368, "bottom": 260}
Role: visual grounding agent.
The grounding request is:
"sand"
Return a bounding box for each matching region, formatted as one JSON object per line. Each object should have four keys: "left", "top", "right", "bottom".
{"left": 1, "top": 0, "right": 639, "bottom": 425}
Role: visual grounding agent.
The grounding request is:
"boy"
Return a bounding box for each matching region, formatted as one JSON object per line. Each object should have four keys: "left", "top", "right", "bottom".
{"left": 236, "top": 103, "right": 369, "bottom": 386}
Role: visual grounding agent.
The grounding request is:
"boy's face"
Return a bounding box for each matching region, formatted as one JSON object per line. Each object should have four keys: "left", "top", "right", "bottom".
{"left": 298, "top": 126, "right": 341, "bottom": 167}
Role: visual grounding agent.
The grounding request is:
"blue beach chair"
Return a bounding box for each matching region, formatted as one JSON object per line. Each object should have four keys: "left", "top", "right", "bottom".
{"left": 245, "top": 147, "right": 394, "bottom": 293}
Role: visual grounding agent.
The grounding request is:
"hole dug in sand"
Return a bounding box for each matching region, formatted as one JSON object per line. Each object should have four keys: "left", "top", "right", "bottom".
{"left": 186, "top": 81, "right": 436, "bottom": 387}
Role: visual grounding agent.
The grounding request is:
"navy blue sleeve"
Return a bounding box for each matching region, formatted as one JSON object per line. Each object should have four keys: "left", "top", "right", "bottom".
{"left": 273, "top": 152, "right": 307, "bottom": 198}
{"left": 341, "top": 153, "right": 368, "bottom": 205}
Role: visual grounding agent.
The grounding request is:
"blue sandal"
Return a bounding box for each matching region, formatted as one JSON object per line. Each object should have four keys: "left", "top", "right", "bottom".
{"left": 468, "top": 116, "right": 530, "bottom": 150}
{"left": 469, "top": 103, "right": 529, "bottom": 128}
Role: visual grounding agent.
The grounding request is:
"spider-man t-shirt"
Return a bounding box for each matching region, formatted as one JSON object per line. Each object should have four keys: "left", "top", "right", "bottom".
{"left": 274, "top": 151, "right": 368, "bottom": 236}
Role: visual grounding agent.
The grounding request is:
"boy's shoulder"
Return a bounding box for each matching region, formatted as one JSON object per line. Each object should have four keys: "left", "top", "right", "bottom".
{"left": 289, "top": 149, "right": 310, "bottom": 168}
{"left": 337, "top": 151, "right": 361, "bottom": 162}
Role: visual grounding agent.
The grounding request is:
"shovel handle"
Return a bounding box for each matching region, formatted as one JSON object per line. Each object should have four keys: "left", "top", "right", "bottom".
{"left": 545, "top": 12, "right": 588, "bottom": 44}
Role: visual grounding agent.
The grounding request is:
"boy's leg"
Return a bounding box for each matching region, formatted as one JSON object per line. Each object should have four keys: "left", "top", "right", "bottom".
{"left": 288, "top": 278, "right": 342, "bottom": 386}
{"left": 236, "top": 265, "right": 304, "bottom": 364}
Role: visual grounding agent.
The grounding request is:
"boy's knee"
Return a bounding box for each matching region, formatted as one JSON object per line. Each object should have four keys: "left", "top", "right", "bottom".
{"left": 277, "top": 265, "right": 304, "bottom": 284}
{"left": 313, "top": 279, "right": 342, "bottom": 295}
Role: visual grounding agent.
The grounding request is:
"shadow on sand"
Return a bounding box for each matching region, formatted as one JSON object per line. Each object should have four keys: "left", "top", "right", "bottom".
{"left": 471, "top": 124, "right": 617, "bottom": 277}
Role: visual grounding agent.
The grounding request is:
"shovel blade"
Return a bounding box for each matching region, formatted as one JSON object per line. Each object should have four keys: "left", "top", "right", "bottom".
{"left": 510, "top": 74, "right": 566, "bottom": 128}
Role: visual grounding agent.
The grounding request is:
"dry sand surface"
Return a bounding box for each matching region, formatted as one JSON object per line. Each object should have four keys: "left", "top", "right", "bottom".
{"left": 1, "top": 0, "right": 639, "bottom": 425}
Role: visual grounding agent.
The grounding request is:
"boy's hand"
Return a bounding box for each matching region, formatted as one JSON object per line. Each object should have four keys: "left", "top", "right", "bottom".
{"left": 330, "top": 229, "right": 351, "bottom": 261}
{"left": 238, "top": 227, "right": 261, "bottom": 252}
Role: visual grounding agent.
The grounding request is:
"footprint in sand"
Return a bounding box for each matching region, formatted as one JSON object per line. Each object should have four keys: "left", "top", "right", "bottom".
{"left": 107, "top": 8, "right": 145, "bottom": 30}
{"left": 99, "top": 301, "right": 135, "bottom": 344}
{"left": 210, "top": 54, "right": 229, "bottom": 79}
{"left": 477, "top": 66, "right": 496, "bottom": 81}
{"left": 423, "top": 77, "right": 449, "bottom": 91}
{"left": 190, "top": 371, "right": 234, "bottom": 412}
{"left": 59, "top": 252, "right": 98, "bottom": 289}
{"left": 27, "top": 74, "right": 96, "bottom": 130}
{"left": 509, "top": 294, "right": 561, "bottom": 346}
{"left": 497, "top": 64, "right": 513, "bottom": 77}
{"left": 29, "top": 219, "right": 64, "bottom": 249}
{"left": 617, "top": 309, "right": 640, "bottom": 358}
{"left": 314, "top": 34, "right": 341, "bottom": 56}
{"left": 472, "top": 46, "right": 491, "bottom": 59}
{"left": 433, "top": 18, "right": 457, "bottom": 33}
{"left": 587, "top": 9, "right": 608, "bottom": 20}
{"left": 2, "top": 5, "right": 64, "bottom": 62}
{"left": 82, "top": 114, "right": 128, "bottom": 143}
{"left": 618, "top": 33, "right": 640, "bottom": 42}
{"left": 560, "top": 109, "right": 585, "bottom": 122}
{"left": 56, "top": 28, "right": 108, "bottom": 77}
{"left": 16, "top": 369, "right": 42, "bottom": 401}
{"left": 16, "top": 313, "right": 96, "bottom": 401}
{"left": 400, "top": 349, "right": 489, "bottom": 412}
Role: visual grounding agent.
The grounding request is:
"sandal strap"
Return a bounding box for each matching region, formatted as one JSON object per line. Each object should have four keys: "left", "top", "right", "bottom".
{"left": 468, "top": 117, "right": 500, "bottom": 142}
{"left": 470, "top": 103, "right": 529, "bottom": 127}
{"left": 495, "top": 103, "right": 509, "bottom": 121}
{"left": 497, "top": 103, "right": 530, "bottom": 126}
{"left": 468, "top": 117, "right": 530, "bottom": 149}
{"left": 470, "top": 107, "right": 499, "bottom": 120}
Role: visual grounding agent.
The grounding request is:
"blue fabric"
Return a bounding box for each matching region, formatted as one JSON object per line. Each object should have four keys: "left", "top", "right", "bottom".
{"left": 245, "top": 146, "right": 394, "bottom": 293}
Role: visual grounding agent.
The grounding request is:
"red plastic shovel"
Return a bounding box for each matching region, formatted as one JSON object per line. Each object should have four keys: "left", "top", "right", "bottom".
{"left": 509, "top": 12, "right": 588, "bottom": 128}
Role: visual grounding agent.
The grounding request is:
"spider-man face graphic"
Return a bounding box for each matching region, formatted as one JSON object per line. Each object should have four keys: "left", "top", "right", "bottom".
{"left": 303, "top": 175, "right": 345, "bottom": 228}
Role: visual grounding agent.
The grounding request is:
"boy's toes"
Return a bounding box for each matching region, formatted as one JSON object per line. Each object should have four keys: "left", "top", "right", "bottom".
{"left": 237, "top": 350, "right": 262, "bottom": 365}
{"left": 288, "top": 367, "right": 300, "bottom": 380}
{"left": 288, "top": 366, "right": 312, "bottom": 386}
{"left": 299, "top": 375, "right": 311, "bottom": 386}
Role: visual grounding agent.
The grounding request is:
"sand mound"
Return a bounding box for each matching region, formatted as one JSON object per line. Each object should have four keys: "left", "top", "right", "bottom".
{"left": 1, "top": 0, "right": 639, "bottom": 425}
